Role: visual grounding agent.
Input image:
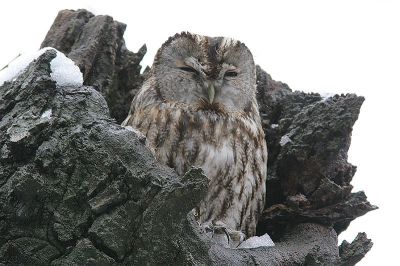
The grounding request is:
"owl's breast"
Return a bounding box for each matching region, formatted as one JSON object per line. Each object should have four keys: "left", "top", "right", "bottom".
{"left": 132, "top": 102, "right": 264, "bottom": 179}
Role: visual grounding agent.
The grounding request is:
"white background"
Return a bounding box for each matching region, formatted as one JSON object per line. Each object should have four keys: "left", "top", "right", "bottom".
{"left": 1, "top": 1, "right": 398, "bottom": 265}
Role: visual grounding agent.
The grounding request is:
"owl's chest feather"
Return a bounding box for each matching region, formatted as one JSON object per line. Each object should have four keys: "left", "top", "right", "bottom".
{"left": 133, "top": 103, "right": 263, "bottom": 178}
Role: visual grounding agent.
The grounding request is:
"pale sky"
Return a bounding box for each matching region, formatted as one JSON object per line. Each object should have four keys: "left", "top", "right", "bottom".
{"left": 1, "top": 1, "right": 399, "bottom": 265}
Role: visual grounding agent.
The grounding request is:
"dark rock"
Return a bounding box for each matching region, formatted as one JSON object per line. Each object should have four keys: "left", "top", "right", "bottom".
{"left": 338, "top": 232, "right": 373, "bottom": 266}
{"left": 258, "top": 191, "right": 377, "bottom": 240}
{"left": 0, "top": 50, "right": 208, "bottom": 265}
{"left": 50, "top": 238, "right": 117, "bottom": 266}
{"left": 206, "top": 223, "right": 340, "bottom": 265}
{"left": 0, "top": 237, "right": 60, "bottom": 266}
{"left": 41, "top": 9, "right": 146, "bottom": 124}
{"left": 0, "top": 9, "right": 377, "bottom": 266}
{"left": 255, "top": 66, "right": 377, "bottom": 240}
{"left": 88, "top": 201, "right": 139, "bottom": 261}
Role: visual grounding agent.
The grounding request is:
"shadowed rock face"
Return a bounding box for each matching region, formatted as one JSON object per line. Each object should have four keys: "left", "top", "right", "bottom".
{"left": 0, "top": 9, "right": 376, "bottom": 266}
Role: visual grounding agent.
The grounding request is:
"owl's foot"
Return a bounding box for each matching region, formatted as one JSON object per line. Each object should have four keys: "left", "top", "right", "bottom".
{"left": 202, "top": 224, "right": 246, "bottom": 248}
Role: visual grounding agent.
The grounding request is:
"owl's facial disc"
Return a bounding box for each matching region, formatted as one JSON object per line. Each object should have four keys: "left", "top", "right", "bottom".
{"left": 155, "top": 32, "right": 256, "bottom": 115}
{"left": 174, "top": 56, "right": 247, "bottom": 112}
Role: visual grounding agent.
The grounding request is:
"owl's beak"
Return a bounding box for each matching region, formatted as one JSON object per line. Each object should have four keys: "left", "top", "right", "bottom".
{"left": 208, "top": 84, "right": 215, "bottom": 104}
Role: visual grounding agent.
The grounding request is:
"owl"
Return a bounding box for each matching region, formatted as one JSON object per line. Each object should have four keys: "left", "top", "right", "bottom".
{"left": 122, "top": 32, "right": 267, "bottom": 244}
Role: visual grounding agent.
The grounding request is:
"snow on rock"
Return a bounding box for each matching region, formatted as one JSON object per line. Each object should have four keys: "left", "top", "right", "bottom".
{"left": 280, "top": 135, "right": 292, "bottom": 146}
{"left": 320, "top": 92, "right": 335, "bottom": 101}
{"left": 0, "top": 47, "right": 83, "bottom": 87}
{"left": 271, "top": 124, "right": 279, "bottom": 129}
{"left": 40, "top": 109, "right": 52, "bottom": 120}
{"left": 208, "top": 232, "right": 275, "bottom": 249}
{"left": 49, "top": 49, "right": 83, "bottom": 87}
{"left": 297, "top": 89, "right": 336, "bottom": 102}
{"left": 0, "top": 49, "right": 44, "bottom": 86}
{"left": 238, "top": 233, "right": 275, "bottom": 249}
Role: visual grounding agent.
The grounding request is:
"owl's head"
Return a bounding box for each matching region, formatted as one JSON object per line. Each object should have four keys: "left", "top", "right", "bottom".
{"left": 151, "top": 32, "right": 257, "bottom": 116}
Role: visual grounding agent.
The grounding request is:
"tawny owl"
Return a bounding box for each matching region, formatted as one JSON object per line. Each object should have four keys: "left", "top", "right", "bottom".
{"left": 122, "top": 32, "right": 267, "bottom": 244}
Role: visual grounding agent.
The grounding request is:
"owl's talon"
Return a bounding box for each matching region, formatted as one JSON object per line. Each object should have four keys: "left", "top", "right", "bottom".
{"left": 202, "top": 223, "right": 245, "bottom": 247}
{"left": 202, "top": 224, "right": 214, "bottom": 235}
{"left": 235, "top": 234, "right": 246, "bottom": 248}
{"left": 221, "top": 227, "right": 231, "bottom": 245}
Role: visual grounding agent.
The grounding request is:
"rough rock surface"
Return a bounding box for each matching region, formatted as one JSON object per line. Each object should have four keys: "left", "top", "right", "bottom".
{"left": 0, "top": 50, "right": 208, "bottom": 265}
{"left": 40, "top": 9, "right": 147, "bottom": 124}
{"left": 0, "top": 9, "right": 377, "bottom": 266}
{"left": 255, "top": 67, "right": 377, "bottom": 239}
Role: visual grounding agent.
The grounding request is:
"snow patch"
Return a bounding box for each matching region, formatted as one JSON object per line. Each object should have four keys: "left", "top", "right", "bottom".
{"left": 238, "top": 233, "right": 275, "bottom": 249}
{"left": 296, "top": 89, "right": 338, "bottom": 102}
{"left": 280, "top": 135, "right": 292, "bottom": 146}
{"left": 9, "top": 131, "right": 30, "bottom": 143}
{"left": 320, "top": 92, "right": 335, "bottom": 101}
{"left": 49, "top": 49, "right": 83, "bottom": 87}
{"left": 271, "top": 124, "right": 279, "bottom": 129}
{"left": 0, "top": 47, "right": 83, "bottom": 87}
{"left": 207, "top": 232, "right": 275, "bottom": 249}
{"left": 40, "top": 109, "right": 52, "bottom": 120}
{"left": 0, "top": 49, "right": 45, "bottom": 86}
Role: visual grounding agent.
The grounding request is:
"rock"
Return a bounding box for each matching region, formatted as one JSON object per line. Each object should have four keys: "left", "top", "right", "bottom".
{"left": 255, "top": 66, "right": 377, "bottom": 239}
{"left": 338, "top": 232, "right": 373, "bottom": 266}
{"left": 41, "top": 9, "right": 146, "bottom": 124}
{"left": 50, "top": 238, "right": 117, "bottom": 266}
{"left": 0, "top": 237, "right": 60, "bottom": 266}
{"left": 0, "top": 9, "right": 376, "bottom": 266}
{"left": 88, "top": 201, "right": 139, "bottom": 261}
{"left": 0, "top": 50, "right": 208, "bottom": 265}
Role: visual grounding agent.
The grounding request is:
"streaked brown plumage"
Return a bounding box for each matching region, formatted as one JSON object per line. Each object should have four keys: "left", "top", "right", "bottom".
{"left": 122, "top": 32, "right": 267, "bottom": 240}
